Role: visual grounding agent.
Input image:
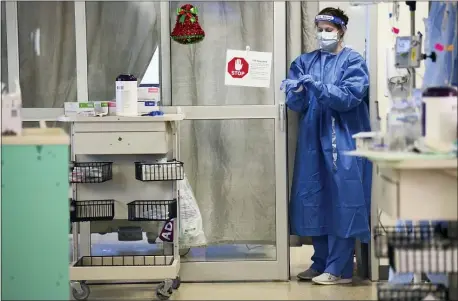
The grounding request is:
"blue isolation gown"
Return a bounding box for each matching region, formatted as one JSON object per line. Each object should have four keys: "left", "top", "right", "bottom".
{"left": 287, "top": 47, "right": 372, "bottom": 243}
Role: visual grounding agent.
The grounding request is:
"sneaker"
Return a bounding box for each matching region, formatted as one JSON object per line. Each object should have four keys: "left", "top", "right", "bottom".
{"left": 297, "top": 268, "right": 322, "bottom": 281}
{"left": 312, "top": 272, "right": 353, "bottom": 285}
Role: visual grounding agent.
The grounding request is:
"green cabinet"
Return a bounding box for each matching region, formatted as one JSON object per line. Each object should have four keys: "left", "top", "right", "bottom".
{"left": 1, "top": 129, "right": 70, "bottom": 300}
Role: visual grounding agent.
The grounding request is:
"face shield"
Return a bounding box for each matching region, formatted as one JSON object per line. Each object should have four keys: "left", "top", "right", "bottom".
{"left": 315, "top": 15, "right": 347, "bottom": 52}
{"left": 314, "top": 15, "right": 347, "bottom": 32}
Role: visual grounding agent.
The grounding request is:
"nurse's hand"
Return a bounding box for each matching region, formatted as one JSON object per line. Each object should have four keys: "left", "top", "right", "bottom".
{"left": 280, "top": 79, "right": 302, "bottom": 93}
{"left": 298, "top": 74, "right": 315, "bottom": 86}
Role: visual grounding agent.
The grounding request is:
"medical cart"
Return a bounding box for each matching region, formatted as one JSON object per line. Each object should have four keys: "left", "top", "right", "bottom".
{"left": 63, "top": 112, "right": 185, "bottom": 300}
{"left": 348, "top": 151, "right": 458, "bottom": 300}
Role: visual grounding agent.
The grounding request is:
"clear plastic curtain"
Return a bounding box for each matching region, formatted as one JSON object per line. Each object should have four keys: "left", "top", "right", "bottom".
{"left": 171, "top": 1, "right": 276, "bottom": 245}
{"left": 170, "top": 1, "right": 318, "bottom": 245}
{"left": 85, "top": 2, "right": 160, "bottom": 101}
{"left": 17, "top": 1, "right": 77, "bottom": 108}
{"left": 13, "top": 1, "right": 159, "bottom": 108}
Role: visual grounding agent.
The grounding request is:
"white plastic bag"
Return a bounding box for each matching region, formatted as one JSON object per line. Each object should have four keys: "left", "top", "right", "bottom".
{"left": 156, "top": 174, "right": 207, "bottom": 247}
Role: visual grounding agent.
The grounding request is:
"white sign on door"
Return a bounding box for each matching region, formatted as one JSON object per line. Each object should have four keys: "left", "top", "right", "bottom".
{"left": 224, "top": 48, "right": 273, "bottom": 88}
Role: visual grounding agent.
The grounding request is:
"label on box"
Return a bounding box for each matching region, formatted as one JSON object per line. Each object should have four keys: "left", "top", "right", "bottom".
{"left": 138, "top": 86, "right": 160, "bottom": 101}
{"left": 142, "top": 101, "right": 158, "bottom": 106}
{"left": 79, "top": 102, "right": 95, "bottom": 108}
{"left": 92, "top": 101, "right": 109, "bottom": 115}
{"left": 64, "top": 102, "right": 96, "bottom": 116}
{"left": 138, "top": 100, "right": 160, "bottom": 114}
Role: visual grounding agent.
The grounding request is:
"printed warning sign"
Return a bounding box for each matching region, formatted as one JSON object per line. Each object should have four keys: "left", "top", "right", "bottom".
{"left": 227, "top": 57, "right": 249, "bottom": 79}
{"left": 224, "top": 49, "right": 272, "bottom": 88}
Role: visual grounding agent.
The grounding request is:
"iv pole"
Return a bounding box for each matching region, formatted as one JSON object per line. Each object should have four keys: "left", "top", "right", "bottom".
{"left": 405, "top": 1, "right": 417, "bottom": 89}
{"left": 405, "top": 0, "right": 423, "bottom": 286}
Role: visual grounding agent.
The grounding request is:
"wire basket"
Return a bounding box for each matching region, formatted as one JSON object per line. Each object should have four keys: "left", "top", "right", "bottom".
{"left": 73, "top": 255, "right": 174, "bottom": 267}
{"left": 135, "top": 160, "right": 184, "bottom": 181}
{"left": 127, "top": 200, "right": 177, "bottom": 221}
{"left": 69, "top": 162, "right": 113, "bottom": 183}
{"left": 377, "top": 283, "right": 448, "bottom": 301}
{"left": 374, "top": 225, "right": 458, "bottom": 274}
{"left": 70, "top": 200, "right": 115, "bottom": 222}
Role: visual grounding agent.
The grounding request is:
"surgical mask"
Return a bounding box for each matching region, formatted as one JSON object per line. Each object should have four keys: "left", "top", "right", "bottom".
{"left": 317, "top": 31, "right": 339, "bottom": 52}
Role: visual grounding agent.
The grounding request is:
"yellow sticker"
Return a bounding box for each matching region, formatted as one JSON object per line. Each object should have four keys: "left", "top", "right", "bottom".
{"left": 446, "top": 44, "right": 454, "bottom": 51}
{"left": 411, "top": 48, "right": 416, "bottom": 61}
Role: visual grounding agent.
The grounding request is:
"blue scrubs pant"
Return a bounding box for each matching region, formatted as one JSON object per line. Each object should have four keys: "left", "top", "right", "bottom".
{"left": 311, "top": 235, "right": 355, "bottom": 279}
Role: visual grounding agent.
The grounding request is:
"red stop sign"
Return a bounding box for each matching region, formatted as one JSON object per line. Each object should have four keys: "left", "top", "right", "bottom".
{"left": 227, "top": 57, "right": 249, "bottom": 78}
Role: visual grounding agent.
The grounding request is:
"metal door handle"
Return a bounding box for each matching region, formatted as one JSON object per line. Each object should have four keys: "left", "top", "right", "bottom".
{"left": 375, "top": 100, "right": 381, "bottom": 121}
{"left": 279, "top": 103, "right": 285, "bottom": 132}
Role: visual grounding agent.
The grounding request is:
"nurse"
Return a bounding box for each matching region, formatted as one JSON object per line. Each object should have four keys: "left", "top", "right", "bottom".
{"left": 281, "top": 7, "right": 372, "bottom": 285}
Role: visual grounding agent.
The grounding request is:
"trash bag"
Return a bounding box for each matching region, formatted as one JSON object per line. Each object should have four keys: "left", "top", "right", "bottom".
{"left": 156, "top": 174, "right": 207, "bottom": 247}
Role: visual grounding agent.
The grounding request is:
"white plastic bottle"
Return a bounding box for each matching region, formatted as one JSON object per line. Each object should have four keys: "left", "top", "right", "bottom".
{"left": 385, "top": 98, "right": 420, "bottom": 151}
{"left": 115, "top": 74, "right": 138, "bottom": 116}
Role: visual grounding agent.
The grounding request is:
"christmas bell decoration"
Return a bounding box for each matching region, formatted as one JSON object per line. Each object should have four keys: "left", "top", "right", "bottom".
{"left": 170, "top": 4, "right": 205, "bottom": 45}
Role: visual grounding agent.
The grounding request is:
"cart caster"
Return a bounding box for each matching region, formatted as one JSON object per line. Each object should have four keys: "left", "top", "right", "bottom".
{"left": 156, "top": 281, "right": 173, "bottom": 300}
{"left": 172, "top": 276, "right": 181, "bottom": 289}
{"left": 71, "top": 282, "right": 90, "bottom": 301}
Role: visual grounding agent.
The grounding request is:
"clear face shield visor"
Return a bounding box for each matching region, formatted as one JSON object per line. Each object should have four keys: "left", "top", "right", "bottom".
{"left": 314, "top": 15, "right": 347, "bottom": 39}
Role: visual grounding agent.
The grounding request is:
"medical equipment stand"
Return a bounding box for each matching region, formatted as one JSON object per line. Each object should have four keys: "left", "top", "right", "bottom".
{"left": 62, "top": 112, "right": 185, "bottom": 301}
{"left": 405, "top": 1, "right": 417, "bottom": 88}
{"left": 404, "top": 1, "right": 424, "bottom": 287}
{"left": 348, "top": 151, "right": 457, "bottom": 300}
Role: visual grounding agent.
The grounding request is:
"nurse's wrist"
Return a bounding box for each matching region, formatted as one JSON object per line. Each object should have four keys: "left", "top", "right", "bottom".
{"left": 293, "top": 85, "right": 304, "bottom": 93}
{"left": 308, "top": 81, "right": 323, "bottom": 100}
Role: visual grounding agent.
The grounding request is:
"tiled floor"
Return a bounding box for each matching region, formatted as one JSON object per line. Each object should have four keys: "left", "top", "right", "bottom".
{"left": 73, "top": 234, "right": 377, "bottom": 300}
{"left": 87, "top": 280, "right": 377, "bottom": 300}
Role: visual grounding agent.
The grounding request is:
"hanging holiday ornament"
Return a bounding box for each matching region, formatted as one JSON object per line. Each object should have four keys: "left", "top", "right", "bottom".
{"left": 170, "top": 4, "right": 205, "bottom": 45}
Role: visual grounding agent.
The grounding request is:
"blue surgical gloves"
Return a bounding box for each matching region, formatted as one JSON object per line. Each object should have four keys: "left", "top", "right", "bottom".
{"left": 280, "top": 76, "right": 313, "bottom": 112}
{"left": 280, "top": 79, "right": 301, "bottom": 93}
{"left": 298, "top": 74, "right": 314, "bottom": 86}
{"left": 280, "top": 75, "right": 316, "bottom": 93}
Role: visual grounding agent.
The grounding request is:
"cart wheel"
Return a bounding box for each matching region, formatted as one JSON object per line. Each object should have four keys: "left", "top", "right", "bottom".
{"left": 72, "top": 282, "right": 90, "bottom": 301}
{"left": 172, "top": 276, "right": 181, "bottom": 289}
{"left": 156, "top": 282, "right": 172, "bottom": 300}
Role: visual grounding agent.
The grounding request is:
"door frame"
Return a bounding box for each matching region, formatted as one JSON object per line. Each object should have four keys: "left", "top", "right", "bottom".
{"left": 161, "top": 1, "right": 289, "bottom": 282}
